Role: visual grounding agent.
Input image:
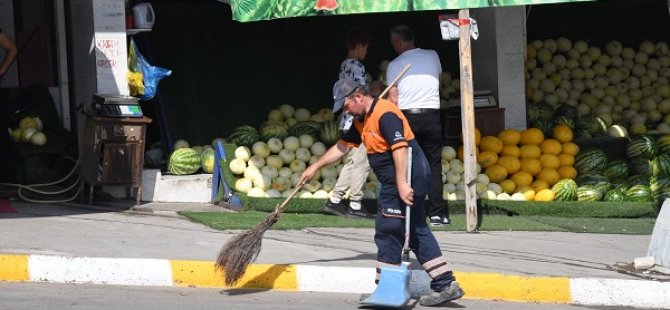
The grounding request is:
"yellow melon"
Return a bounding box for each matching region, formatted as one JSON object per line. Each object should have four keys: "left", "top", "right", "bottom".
{"left": 558, "top": 165, "right": 578, "bottom": 179}
{"left": 497, "top": 156, "right": 521, "bottom": 174}
{"left": 553, "top": 124, "right": 574, "bottom": 143}
{"left": 521, "top": 158, "right": 543, "bottom": 176}
{"left": 520, "top": 128, "right": 544, "bottom": 145}
{"left": 540, "top": 139, "right": 562, "bottom": 155}
{"left": 536, "top": 168, "right": 560, "bottom": 186}
{"left": 477, "top": 151, "right": 499, "bottom": 168}
{"left": 516, "top": 185, "right": 536, "bottom": 201}
{"left": 479, "top": 136, "right": 504, "bottom": 154}
{"left": 511, "top": 171, "right": 533, "bottom": 187}
{"left": 558, "top": 154, "right": 575, "bottom": 166}
{"left": 561, "top": 142, "right": 580, "bottom": 156}
{"left": 497, "top": 128, "right": 521, "bottom": 145}
{"left": 520, "top": 144, "right": 542, "bottom": 159}
{"left": 501, "top": 144, "right": 521, "bottom": 157}
{"left": 535, "top": 189, "right": 556, "bottom": 202}
{"left": 485, "top": 164, "right": 508, "bottom": 183}
{"left": 499, "top": 179, "right": 517, "bottom": 194}
{"left": 531, "top": 179, "right": 549, "bottom": 193}
{"left": 461, "top": 127, "right": 482, "bottom": 146}
{"left": 539, "top": 154, "right": 560, "bottom": 169}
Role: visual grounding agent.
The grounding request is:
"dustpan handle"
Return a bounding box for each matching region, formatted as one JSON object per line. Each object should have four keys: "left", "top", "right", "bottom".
{"left": 403, "top": 147, "right": 412, "bottom": 252}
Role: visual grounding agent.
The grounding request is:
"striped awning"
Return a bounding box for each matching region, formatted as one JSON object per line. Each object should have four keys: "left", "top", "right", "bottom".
{"left": 229, "top": 0, "right": 599, "bottom": 22}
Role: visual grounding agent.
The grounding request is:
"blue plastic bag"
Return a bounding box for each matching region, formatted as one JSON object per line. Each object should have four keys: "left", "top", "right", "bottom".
{"left": 130, "top": 39, "right": 171, "bottom": 101}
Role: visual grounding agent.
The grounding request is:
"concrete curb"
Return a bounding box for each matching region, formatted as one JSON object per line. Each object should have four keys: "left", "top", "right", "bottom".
{"left": 1, "top": 254, "right": 669, "bottom": 308}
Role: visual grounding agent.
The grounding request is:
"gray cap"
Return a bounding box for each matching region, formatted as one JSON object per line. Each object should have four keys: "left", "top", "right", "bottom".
{"left": 332, "top": 78, "right": 362, "bottom": 113}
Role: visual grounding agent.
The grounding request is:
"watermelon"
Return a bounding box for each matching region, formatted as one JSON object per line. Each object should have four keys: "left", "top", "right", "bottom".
{"left": 551, "top": 178, "right": 578, "bottom": 201}
{"left": 626, "top": 185, "right": 652, "bottom": 202}
{"left": 288, "top": 121, "right": 320, "bottom": 140}
{"left": 626, "top": 174, "right": 650, "bottom": 186}
{"left": 200, "top": 148, "right": 215, "bottom": 174}
{"left": 656, "top": 135, "right": 670, "bottom": 155}
{"left": 228, "top": 125, "right": 260, "bottom": 147}
{"left": 603, "top": 189, "right": 627, "bottom": 202}
{"left": 575, "top": 174, "right": 611, "bottom": 193}
{"left": 575, "top": 148, "right": 608, "bottom": 175}
{"left": 576, "top": 185, "right": 604, "bottom": 201}
{"left": 531, "top": 119, "right": 554, "bottom": 138}
{"left": 626, "top": 135, "right": 657, "bottom": 160}
{"left": 603, "top": 160, "right": 629, "bottom": 182}
{"left": 554, "top": 104, "right": 578, "bottom": 121}
{"left": 528, "top": 102, "right": 554, "bottom": 123}
{"left": 575, "top": 116, "right": 599, "bottom": 138}
{"left": 652, "top": 153, "right": 670, "bottom": 177}
{"left": 168, "top": 148, "right": 201, "bottom": 175}
{"left": 319, "top": 121, "right": 341, "bottom": 146}
{"left": 629, "top": 157, "right": 652, "bottom": 176}
{"left": 553, "top": 115, "right": 575, "bottom": 129}
{"left": 259, "top": 121, "right": 289, "bottom": 141}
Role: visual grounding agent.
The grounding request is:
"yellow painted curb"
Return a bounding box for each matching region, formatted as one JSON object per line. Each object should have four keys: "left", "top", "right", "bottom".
{"left": 170, "top": 260, "right": 297, "bottom": 290}
{"left": 0, "top": 254, "right": 29, "bottom": 282}
{"left": 455, "top": 272, "right": 571, "bottom": 303}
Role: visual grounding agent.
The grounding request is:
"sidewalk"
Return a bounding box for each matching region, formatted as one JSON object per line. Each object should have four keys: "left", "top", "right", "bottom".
{"left": 1, "top": 200, "right": 669, "bottom": 308}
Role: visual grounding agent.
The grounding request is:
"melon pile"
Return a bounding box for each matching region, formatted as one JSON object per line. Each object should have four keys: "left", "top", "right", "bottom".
{"left": 526, "top": 38, "right": 670, "bottom": 136}
{"left": 471, "top": 125, "right": 579, "bottom": 201}
{"left": 167, "top": 140, "right": 216, "bottom": 175}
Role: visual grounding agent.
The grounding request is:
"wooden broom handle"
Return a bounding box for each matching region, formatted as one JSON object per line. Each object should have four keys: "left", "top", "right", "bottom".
{"left": 379, "top": 64, "right": 411, "bottom": 99}
{"left": 275, "top": 182, "right": 305, "bottom": 213}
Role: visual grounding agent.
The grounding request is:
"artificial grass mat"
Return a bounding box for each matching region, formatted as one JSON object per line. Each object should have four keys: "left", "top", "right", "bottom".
{"left": 180, "top": 211, "right": 655, "bottom": 235}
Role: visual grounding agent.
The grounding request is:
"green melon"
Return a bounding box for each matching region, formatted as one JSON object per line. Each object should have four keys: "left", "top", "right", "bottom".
{"left": 259, "top": 121, "right": 289, "bottom": 141}
{"left": 200, "top": 148, "right": 215, "bottom": 174}
{"left": 554, "top": 104, "right": 578, "bottom": 121}
{"left": 626, "top": 184, "right": 652, "bottom": 202}
{"left": 656, "top": 135, "right": 670, "bottom": 155}
{"left": 553, "top": 115, "right": 575, "bottom": 129}
{"left": 319, "top": 121, "right": 342, "bottom": 146}
{"left": 626, "top": 174, "right": 650, "bottom": 186}
{"left": 168, "top": 148, "right": 201, "bottom": 175}
{"left": 532, "top": 119, "right": 554, "bottom": 138}
{"left": 629, "top": 157, "right": 652, "bottom": 176}
{"left": 228, "top": 125, "right": 260, "bottom": 147}
{"left": 287, "top": 121, "right": 320, "bottom": 140}
{"left": 576, "top": 185, "right": 604, "bottom": 202}
{"left": 575, "top": 174, "right": 611, "bottom": 193}
{"left": 575, "top": 148, "right": 608, "bottom": 175}
{"left": 603, "top": 160, "right": 629, "bottom": 182}
{"left": 551, "top": 178, "right": 578, "bottom": 201}
{"left": 603, "top": 189, "right": 627, "bottom": 202}
{"left": 527, "top": 102, "right": 554, "bottom": 124}
{"left": 626, "top": 135, "right": 657, "bottom": 160}
{"left": 575, "top": 116, "right": 599, "bottom": 138}
{"left": 652, "top": 153, "right": 670, "bottom": 177}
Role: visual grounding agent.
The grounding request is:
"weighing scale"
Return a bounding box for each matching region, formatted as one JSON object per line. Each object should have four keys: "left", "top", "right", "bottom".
{"left": 91, "top": 94, "right": 143, "bottom": 117}
{"left": 446, "top": 90, "right": 498, "bottom": 108}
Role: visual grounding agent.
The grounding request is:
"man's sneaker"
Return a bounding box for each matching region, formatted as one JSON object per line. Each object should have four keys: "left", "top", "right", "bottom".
{"left": 442, "top": 216, "right": 451, "bottom": 225}
{"left": 324, "top": 200, "right": 348, "bottom": 217}
{"left": 419, "top": 281, "right": 465, "bottom": 306}
{"left": 346, "top": 204, "right": 375, "bottom": 219}
{"left": 429, "top": 216, "right": 443, "bottom": 226}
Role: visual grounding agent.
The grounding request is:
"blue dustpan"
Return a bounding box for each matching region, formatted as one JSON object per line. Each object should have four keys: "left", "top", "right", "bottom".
{"left": 360, "top": 262, "right": 411, "bottom": 308}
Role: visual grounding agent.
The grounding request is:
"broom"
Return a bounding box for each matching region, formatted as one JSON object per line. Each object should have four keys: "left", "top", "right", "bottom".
{"left": 215, "top": 182, "right": 304, "bottom": 286}
{"left": 215, "top": 64, "right": 412, "bottom": 286}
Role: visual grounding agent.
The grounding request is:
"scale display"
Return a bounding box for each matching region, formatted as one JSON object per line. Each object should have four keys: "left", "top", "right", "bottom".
{"left": 102, "top": 104, "right": 143, "bottom": 117}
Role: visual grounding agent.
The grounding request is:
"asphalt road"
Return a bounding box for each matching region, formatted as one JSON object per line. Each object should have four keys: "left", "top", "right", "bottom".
{"left": 0, "top": 282, "right": 639, "bottom": 310}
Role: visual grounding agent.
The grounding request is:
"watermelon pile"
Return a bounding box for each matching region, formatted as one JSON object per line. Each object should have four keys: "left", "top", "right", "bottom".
{"left": 166, "top": 140, "right": 217, "bottom": 175}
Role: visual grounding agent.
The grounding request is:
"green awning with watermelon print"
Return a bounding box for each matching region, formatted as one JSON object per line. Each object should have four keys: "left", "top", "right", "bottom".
{"left": 229, "top": 0, "right": 600, "bottom": 22}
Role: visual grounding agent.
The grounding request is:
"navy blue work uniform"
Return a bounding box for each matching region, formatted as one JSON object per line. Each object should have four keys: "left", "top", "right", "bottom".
{"left": 340, "top": 97, "right": 455, "bottom": 292}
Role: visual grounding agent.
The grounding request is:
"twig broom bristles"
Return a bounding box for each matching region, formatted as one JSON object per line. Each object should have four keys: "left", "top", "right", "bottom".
{"left": 215, "top": 183, "right": 304, "bottom": 286}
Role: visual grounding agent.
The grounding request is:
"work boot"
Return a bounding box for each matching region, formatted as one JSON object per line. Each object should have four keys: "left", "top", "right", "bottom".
{"left": 419, "top": 281, "right": 464, "bottom": 306}
{"left": 324, "top": 199, "right": 347, "bottom": 217}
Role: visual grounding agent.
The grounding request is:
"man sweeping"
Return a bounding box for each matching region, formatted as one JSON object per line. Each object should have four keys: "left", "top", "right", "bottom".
{"left": 299, "top": 78, "right": 464, "bottom": 306}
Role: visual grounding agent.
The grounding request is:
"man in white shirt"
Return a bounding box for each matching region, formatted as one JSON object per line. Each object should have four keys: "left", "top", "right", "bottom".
{"left": 386, "top": 25, "right": 450, "bottom": 226}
